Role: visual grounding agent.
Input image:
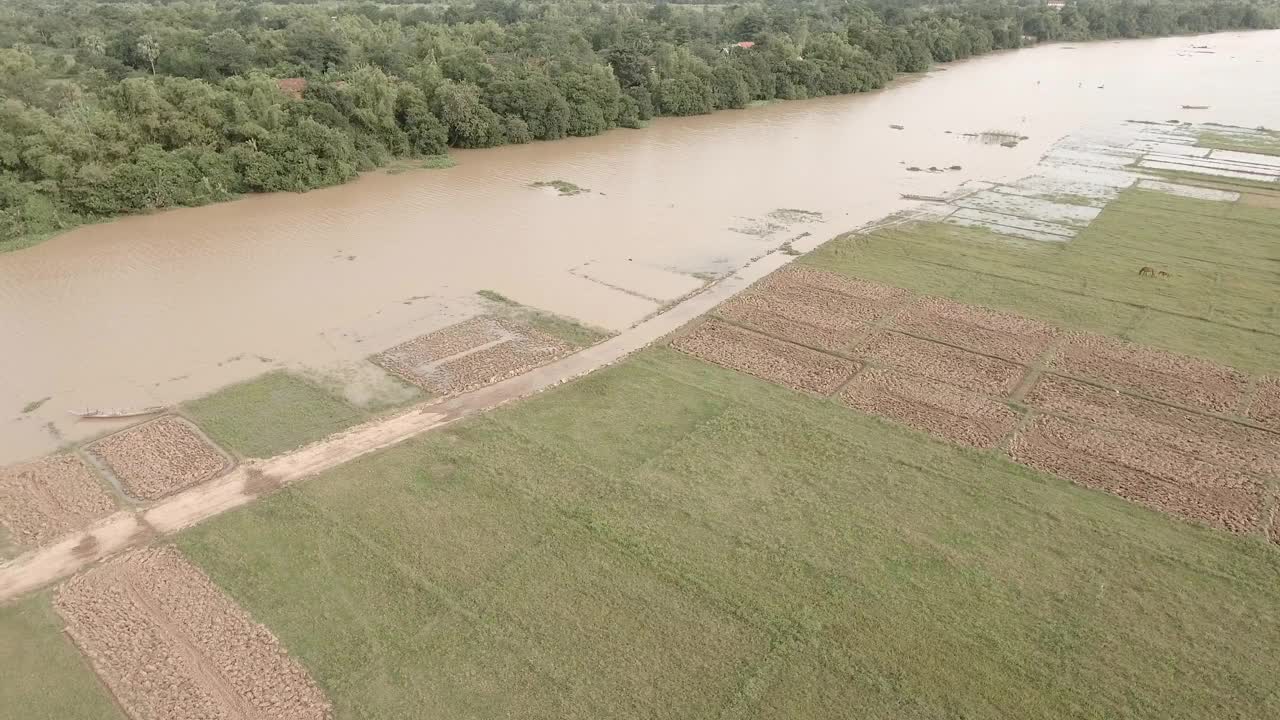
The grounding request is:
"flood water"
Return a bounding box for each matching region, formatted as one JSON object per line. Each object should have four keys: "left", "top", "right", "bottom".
{"left": 3, "top": 31, "right": 1280, "bottom": 463}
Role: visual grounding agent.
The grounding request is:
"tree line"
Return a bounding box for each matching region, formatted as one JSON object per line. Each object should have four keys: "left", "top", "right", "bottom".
{"left": 1, "top": 0, "right": 1276, "bottom": 248}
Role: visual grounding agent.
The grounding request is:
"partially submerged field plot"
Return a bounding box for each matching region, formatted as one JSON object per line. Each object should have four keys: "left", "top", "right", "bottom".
{"left": 805, "top": 187, "right": 1280, "bottom": 374}
{"left": 87, "top": 415, "right": 230, "bottom": 500}
{"left": 0, "top": 454, "right": 116, "bottom": 548}
{"left": 177, "top": 349, "right": 1280, "bottom": 719}
{"left": 55, "top": 546, "right": 330, "bottom": 720}
{"left": 371, "top": 315, "right": 574, "bottom": 396}
{"left": 1197, "top": 125, "right": 1280, "bottom": 157}
{"left": 184, "top": 371, "right": 370, "bottom": 459}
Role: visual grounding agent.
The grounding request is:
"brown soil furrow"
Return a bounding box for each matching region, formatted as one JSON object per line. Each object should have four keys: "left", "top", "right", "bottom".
{"left": 421, "top": 334, "right": 573, "bottom": 395}
{"left": 891, "top": 295, "right": 1058, "bottom": 364}
{"left": 853, "top": 331, "right": 1025, "bottom": 396}
{"left": 839, "top": 367, "right": 1019, "bottom": 448}
{"left": 122, "top": 574, "right": 257, "bottom": 720}
{"left": 1027, "top": 373, "right": 1280, "bottom": 475}
{"left": 757, "top": 265, "right": 910, "bottom": 302}
{"left": 370, "top": 315, "right": 513, "bottom": 383}
{"left": 55, "top": 547, "right": 331, "bottom": 720}
{"left": 88, "top": 416, "right": 228, "bottom": 500}
{"left": 1009, "top": 415, "right": 1263, "bottom": 534}
{"left": 372, "top": 316, "right": 573, "bottom": 395}
{"left": 672, "top": 319, "right": 857, "bottom": 394}
{"left": 714, "top": 307, "right": 851, "bottom": 355}
{"left": 1246, "top": 377, "right": 1280, "bottom": 431}
{"left": 1050, "top": 332, "right": 1248, "bottom": 413}
{"left": 0, "top": 455, "right": 116, "bottom": 547}
{"left": 715, "top": 267, "right": 909, "bottom": 353}
{"left": 59, "top": 563, "right": 237, "bottom": 720}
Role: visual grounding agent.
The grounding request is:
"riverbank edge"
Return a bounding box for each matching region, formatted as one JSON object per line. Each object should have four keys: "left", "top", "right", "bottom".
{"left": 3, "top": 28, "right": 1264, "bottom": 255}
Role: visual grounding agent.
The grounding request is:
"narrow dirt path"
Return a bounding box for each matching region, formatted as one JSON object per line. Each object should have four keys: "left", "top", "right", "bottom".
{"left": 0, "top": 252, "right": 793, "bottom": 604}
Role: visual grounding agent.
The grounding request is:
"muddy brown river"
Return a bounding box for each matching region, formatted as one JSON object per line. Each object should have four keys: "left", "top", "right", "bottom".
{"left": 3, "top": 31, "right": 1279, "bottom": 463}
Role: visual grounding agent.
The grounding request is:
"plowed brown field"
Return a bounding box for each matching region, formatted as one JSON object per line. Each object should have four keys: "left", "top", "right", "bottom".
{"left": 55, "top": 546, "right": 330, "bottom": 720}
{"left": 88, "top": 416, "right": 228, "bottom": 500}
{"left": 714, "top": 266, "right": 910, "bottom": 353}
{"left": 763, "top": 265, "right": 910, "bottom": 302}
{"left": 1009, "top": 415, "right": 1263, "bottom": 533}
{"left": 423, "top": 333, "right": 572, "bottom": 395}
{"left": 891, "top": 296, "right": 1058, "bottom": 363}
{"left": 853, "top": 331, "right": 1025, "bottom": 395}
{"left": 371, "top": 315, "right": 572, "bottom": 395}
{"left": 1051, "top": 333, "right": 1248, "bottom": 413}
{"left": 839, "top": 367, "right": 1019, "bottom": 448}
{"left": 672, "top": 319, "right": 857, "bottom": 394}
{"left": 0, "top": 455, "right": 116, "bottom": 547}
{"left": 1027, "top": 374, "right": 1280, "bottom": 475}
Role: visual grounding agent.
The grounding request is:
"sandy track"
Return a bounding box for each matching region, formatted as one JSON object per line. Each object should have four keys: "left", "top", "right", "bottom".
{"left": 0, "top": 252, "right": 794, "bottom": 604}
{"left": 853, "top": 331, "right": 1025, "bottom": 395}
{"left": 0, "top": 455, "right": 117, "bottom": 547}
{"left": 1027, "top": 374, "right": 1280, "bottom": 475}
{"left": 672, "top": 319, "right": 858, "bottom": 394}
{"left": 1009, "top": 414, "right": 1263, "bottom": 533}
{"left": 88, "top": 416, "right": 229, "bottom": 500}
{"left": 1051, "top": 333, "right": 1249, "bottom": 413}
{"left": 839, "top": 367, "right": 1019, "bottom": 448}
{"left": 891, "top": 295, "right": 1058, "bottom": 364}
{"left": 55, "top": 546, "right": 330, "bottom": 720}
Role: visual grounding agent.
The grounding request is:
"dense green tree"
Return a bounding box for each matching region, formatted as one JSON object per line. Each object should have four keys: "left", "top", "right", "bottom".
{"left": 432, "top": 79, "right": 503, "bottom": 148}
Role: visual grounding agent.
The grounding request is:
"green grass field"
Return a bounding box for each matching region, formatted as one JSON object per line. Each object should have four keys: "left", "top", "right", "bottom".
{"left": 179, "top": 348, "right": 1280, "bottom": 719}
{"left": 183, "top": 371, "right": 369, "bottom": 458}
{"left": 806, "top": 188, "right": 1280, "bottom": 373}
{"left": 1198, "top": 128, "right": 1280, "bottom": 157}
{"left": 0, "top": 594, "right": 124, "bottom": 720}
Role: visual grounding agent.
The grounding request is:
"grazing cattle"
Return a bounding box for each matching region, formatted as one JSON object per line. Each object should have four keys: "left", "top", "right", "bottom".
{"left": 1138, "top": 266, "right": 1156, "bottom": 277}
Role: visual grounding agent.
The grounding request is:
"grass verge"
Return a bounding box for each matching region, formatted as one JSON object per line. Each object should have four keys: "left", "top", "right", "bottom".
{"left": 803, "top": 187, "right": 1280, "bottom": 373}
{"left": 179, "top": 348, "right": 1280, "bottom": 719}
{"left": 0, "top": 593, "right": 124, "bottom": 720}
{"left": 183, "top": 371, "right": 369, "bottom": 458}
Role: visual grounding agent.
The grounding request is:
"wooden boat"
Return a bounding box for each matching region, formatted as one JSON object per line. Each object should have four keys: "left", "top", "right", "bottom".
{"left": 68, "top": 406, "right": 167, "bottom": 419}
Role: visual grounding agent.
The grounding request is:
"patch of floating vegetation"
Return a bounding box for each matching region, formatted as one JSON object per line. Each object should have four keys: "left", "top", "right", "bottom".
{"left": 531, "top": 179, "right": 589, "bottom": 196}
{"left": 962, "top": 130, "right": 1030, "bottom": 147}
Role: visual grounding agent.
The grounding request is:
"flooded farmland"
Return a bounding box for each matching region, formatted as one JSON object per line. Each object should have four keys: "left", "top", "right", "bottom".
{"left": 3, "top": 31, "right": 1280, "bottom": 463}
